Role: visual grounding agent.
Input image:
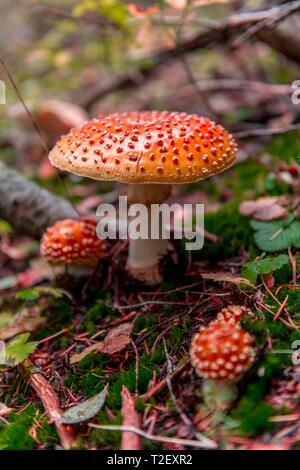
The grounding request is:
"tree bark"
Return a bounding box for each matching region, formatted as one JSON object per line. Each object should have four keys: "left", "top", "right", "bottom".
{"left": 0, "top": 160, "right": 77, "bottom": 239}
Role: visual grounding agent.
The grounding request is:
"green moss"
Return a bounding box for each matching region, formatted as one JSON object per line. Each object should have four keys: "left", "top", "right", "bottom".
{"left": 231, "top": 393, "right": 274, "bottom": 437}
{"left": 91, "top": 410, "right": 122, "bottom": 449}
{"left": 134, "top": 314, "right": 158, "bottom": 333}
{"left": 200, "top": 200, "right": 257, "bottom": 261}
{"left": 64, "top": 352, "right": 105, "bottom": 397}
{"left": 0, "top": 406, "right": 36, "bottom": 450}
{"left": 107, "top": 347, "right": 165, "bottom": 409}
{"left": 83, "top": 300, "right": 119, "bottom": 335}
{"left": 266, "top": 132, "right": 300, "bottom": 163}
{"left": 36, "top": 298, "right": 74, "bottom": 342}
{"left": 37, "top": 417, "right": 59, "bottom": 446}
{"left": 230, "top": 286, "right": 300, "bottom": 437}
{"left": 227, "top": 159, "right": 268, "bottom": 194}
{"left": 169, "top": 326, "right": 182, "bottom": 353}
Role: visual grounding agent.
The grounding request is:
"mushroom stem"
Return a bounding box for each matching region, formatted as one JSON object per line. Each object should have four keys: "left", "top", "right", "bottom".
{"left": 202, "top": 379, "right": 237, "bottom": 411}
{"left": 126, "top": 183, "right": 171, "bottom": 286}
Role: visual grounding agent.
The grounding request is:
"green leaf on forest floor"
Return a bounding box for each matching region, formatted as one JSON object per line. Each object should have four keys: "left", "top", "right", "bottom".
{"left": 60, "top": 386, "right": 108, "bottom": 424}
{"left": 0, "top": 333, "right": 37, "bottom": 366}
{"left": 15, "top": 286, "right": 71, "bottom": 301}
{"left": 241, "top": 254, "right": 290, "bottom": 284}
{"left": 250, "top": 216, "right": 300, "bottom": 252}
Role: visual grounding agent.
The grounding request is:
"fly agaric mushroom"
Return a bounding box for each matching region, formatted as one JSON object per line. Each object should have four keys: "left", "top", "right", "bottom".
{"left": 40, "top": 218, "right": 105, "bottom": 276}
{"left": 216, "top": 305, "right": 252, "bottom": 325}
{"left": 48, "top": 111, "right": 237, "bottom": 285}
{"left": 190, "top": 322, "right": 255, "bottom": 409}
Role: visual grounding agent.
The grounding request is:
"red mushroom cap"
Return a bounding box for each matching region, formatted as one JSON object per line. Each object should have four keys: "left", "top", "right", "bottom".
{"left": 216, "top": 305, "right": 252, "bottom": 325}
{"left": 190, "top": 323, "right": 255, "bottom": 383}
{"left": 49, "top": 111, "right": 237, "bottom": 184}
{"left": 40, "top": 218, "right": 105, "bottom": 266}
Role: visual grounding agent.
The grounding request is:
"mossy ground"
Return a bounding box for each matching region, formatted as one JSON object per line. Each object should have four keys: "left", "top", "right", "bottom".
{"left": 1, "top": 133, "right": 300, "bottom": 449}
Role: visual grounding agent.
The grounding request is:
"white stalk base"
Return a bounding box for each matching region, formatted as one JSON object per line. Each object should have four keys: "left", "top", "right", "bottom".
{"left": 126, "top": 183, "right": 171, "bottom": 286}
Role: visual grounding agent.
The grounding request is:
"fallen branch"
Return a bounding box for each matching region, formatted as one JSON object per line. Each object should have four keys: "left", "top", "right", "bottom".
{"left": 0, "top": 161, "right": 77, "bottom": 239}
{"left": 81, "top": 1, "right": 300, "bottom": 109}
{"left": 19, "top": 360, "right": 77, "bottom": 449}
{"left": 89, "top": 423, "right": 216, "bottom": 449}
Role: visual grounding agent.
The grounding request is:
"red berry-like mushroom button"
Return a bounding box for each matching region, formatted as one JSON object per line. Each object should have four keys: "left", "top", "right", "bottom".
{"left": 190, "top": 322, "right": 255, "bottom": 409}
{"left": 48, "top": 111, "right": 237, "bottom": 285}
{"left": 40, "top": 218, "right": 105, "bottom": 276}
{"left": 216, "top": 305, "right": 252, "bottom": 326}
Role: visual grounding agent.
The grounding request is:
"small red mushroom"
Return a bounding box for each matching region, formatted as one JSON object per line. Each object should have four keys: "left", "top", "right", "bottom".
{"left": 190, "top": 322, "right": 255, "bottom": 408}
{"left": 216, "top": 304, "right": 252, "bottom": 326}
{"left": 40, "top": 218, "right": 105, "bottom": 276}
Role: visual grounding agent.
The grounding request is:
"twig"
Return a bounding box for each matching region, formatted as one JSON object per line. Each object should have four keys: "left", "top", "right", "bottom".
{"left": 88, "top": 423, "right": 216, "bottom": 449}
{"left": 288, "top": 247, "right": 297, "bottom": 285}
{"left": 273, "top": 295, "right": 288, "bottom": 321}
{"left": 141, "top": 360, "right": 190, "bottom": 401}
{"left": 234, "top": 123, "right": 300, "bottom": 139}
{"left": 131, "top": 339, "right": 139, "bottom": 397}
{"left": 163, "top": 339, "right": 191, "bottom": 426}
{"left": 37, "top": 328, "right": 69, "bottom": 345}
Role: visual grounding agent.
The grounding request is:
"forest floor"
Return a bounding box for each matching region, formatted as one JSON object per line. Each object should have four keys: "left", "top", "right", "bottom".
{"left": 0, "top": 131, "right": 300, "bottom": 450}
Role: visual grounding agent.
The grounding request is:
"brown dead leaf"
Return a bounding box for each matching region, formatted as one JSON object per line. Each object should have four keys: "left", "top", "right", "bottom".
{"left": 28, "top": 423, "right": 41, "bottom": 445}
{"left": 201, "top": 272, "right": 255, "bottom": 288}
{"left": 70, "top": 343, "right": 99, "bottom": 365}
{"left": 70, "top": 322, "right": 134, "bottom": 364}
{"left": 36, "top": 100, "right": 88, "bottom": 144}
{"left": 0, "top": 403, "right": 13, "bottom": 418}
{"left": 121, "top": 386, "right": 141, "bottom": 450}
{"left": 261, "top": 273, "right": 275, "bottom": 290}
{"left": 99, "top": 335, "right": 131, "bottom": 355}
{"left": 239, "top": 197, "right": 288, "bottom": 221}
{"left": 105, "top": 322, "right": 134, "bottom": 340}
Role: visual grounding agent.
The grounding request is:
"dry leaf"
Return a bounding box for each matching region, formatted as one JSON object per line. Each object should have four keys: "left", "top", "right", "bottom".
{"left": 36, "top": 100, "right": 88, "bottom": 144}
{"left": 261, "top": 273, "right": 275, "bottom": 290}
{"left": 105, "top": 322, "right": 134, "bottom": 340}
{"left": 201, "top": 272, "right": 255, "bottom": 288}
{"left": 100, "top": 335, "right": 131, "bottom": 355}
{"left": 70, "top": 343, "right": 99, "bottom": 364}
{"left": 60, "top": 386, "right": 108, "bottom": 424}
{"left": 0, "top": 403, "right": 13, "bottom": 418}
{"left": 121, "top": 386, "right": 141, "bottom": 450}
{"left": 70, "top": 322, "right": 134, "bottom": 364}
{"left": 239, "top": 197, "right": 288, "bottom": 221}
